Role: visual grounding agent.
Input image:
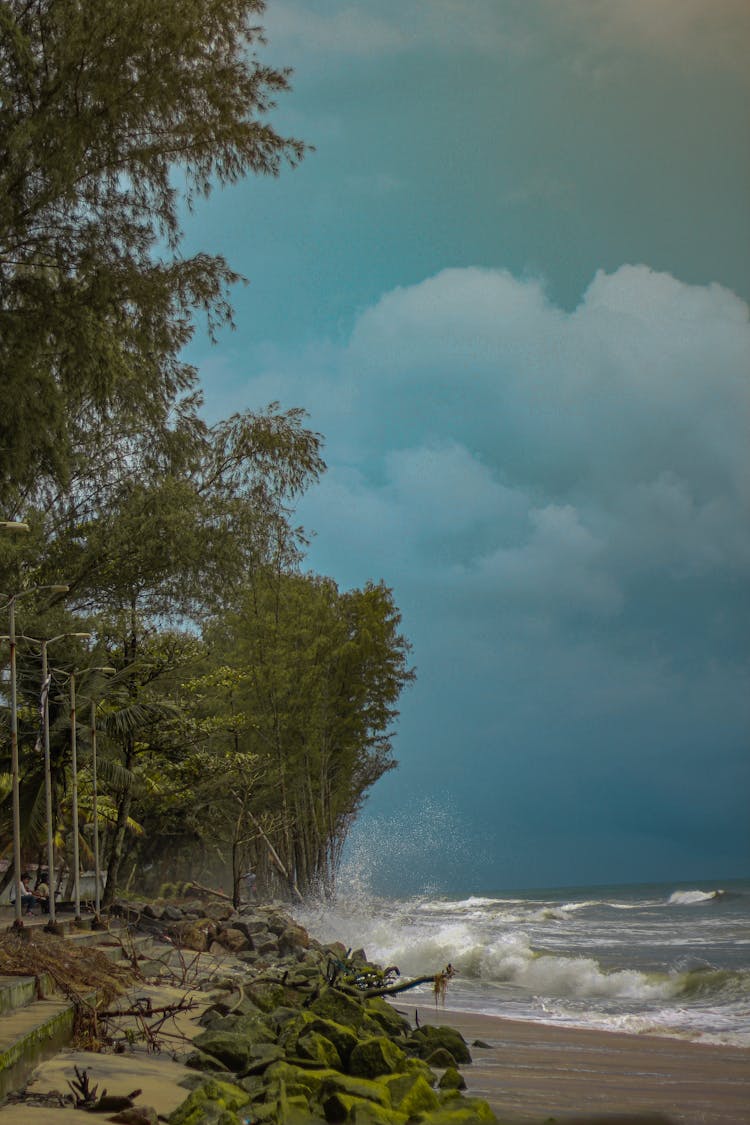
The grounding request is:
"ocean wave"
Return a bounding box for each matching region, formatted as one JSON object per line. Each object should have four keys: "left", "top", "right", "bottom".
{"left": 668, "top": 889, "right": 725, "bottom": 906}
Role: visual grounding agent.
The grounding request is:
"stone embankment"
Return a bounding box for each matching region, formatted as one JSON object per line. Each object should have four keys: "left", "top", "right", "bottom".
{"left": 121, "top": 897, "right": 495, "bottom": 1124}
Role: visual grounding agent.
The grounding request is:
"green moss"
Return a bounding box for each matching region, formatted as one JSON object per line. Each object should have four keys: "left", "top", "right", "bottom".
{"left": 349, "top": 1036, "right": 409, "bottom": 1079}
{"left": 167, "top": 1078, "right": 250, "bottom": 1125}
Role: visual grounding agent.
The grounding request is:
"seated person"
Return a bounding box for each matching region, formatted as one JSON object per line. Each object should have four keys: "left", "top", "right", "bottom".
{"left": 34, "top": 874, "right": 50, "bottom": 913}
{"left": 13, "top": 873, "right": 37, "bottom": 915}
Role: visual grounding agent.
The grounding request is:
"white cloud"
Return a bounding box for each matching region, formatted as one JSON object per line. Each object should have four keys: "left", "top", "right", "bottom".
{"left": 233, "top": 264, "right": 750, "bottom": 628}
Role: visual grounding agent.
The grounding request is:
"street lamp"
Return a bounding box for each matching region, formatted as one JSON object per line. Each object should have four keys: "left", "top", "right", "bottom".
{"left": 1, "top": 583, "right": 69, "bottom": 930}
{"left": 53, "top": 663, "right": 113, "bottom": 923}
{"left": 89, "top": 669, "right": 115, "bottom": 928}
{"left": 36, "top": 633, "right": 91, "bottom": 930}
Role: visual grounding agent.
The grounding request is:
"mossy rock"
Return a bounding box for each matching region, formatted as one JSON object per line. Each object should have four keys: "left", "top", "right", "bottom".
{"left": 427, "top": 1097, "right": 497, "bottom": 1124}
{"left": 185, "top": 1049, "right": 230, "bottom": 1073}
{"left": 296, "top": 1030, "right": 343, "bottom": 1069}
{"left": 321, "top": 1091, "right": 407, "bottom": 1125}
{"left": 364, "top": 997, "right": 411, "bottom": 1038}
{"left": 244, "top": 979, "right": 302, "bottom": 1012}
{"left": 383, "top": 1072, "right": 440, "bottom": 1115}
{"left": 242, "top": 1042, "right": 286, "bottom": 1075}
{"left": 306, "top": 1018, "right": 360, "bottom": 1066}
{"left": 408, "top": 1025, "right": 472, "bottom": 1064}
{"left": 349, "top": 1036, "right": 409, "bottom": 1079}
{"left": 191, "top": 1030, "right": 257, "bottom": 1072}
{"left": 438, "top": 1066, "right": 467, "bottom": 1091}
{"left": 318, "top": 1071, "right": 393, "bottom": 1107}
{"left": 167, "top": 1077, "right": 250, "bottom": 1125}
{"left": 309, "top": 986, "right": 367, "bottom": 1030}
{"left": 425, "top": 1047, "right": 459, "bottom": 1069}
{"left": 263, "top": 1062, "right": 341, "bottom": 1099}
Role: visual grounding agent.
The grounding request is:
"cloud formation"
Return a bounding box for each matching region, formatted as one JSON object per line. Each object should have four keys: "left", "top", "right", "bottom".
{"left": 223, "top": 264, "right": 750, "bottom": 884}
{"left": 280, "top": 267, "right": 750, "bottom": 629}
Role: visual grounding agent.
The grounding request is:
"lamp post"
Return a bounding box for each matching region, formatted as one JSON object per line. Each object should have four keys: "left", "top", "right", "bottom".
{"left": 1, "top": 582, "right": 68, "bottom": 930}
{"left": 53, "top": 663, "right": 113, "bottom": 923}
{"left": 89, "top": 670, "right": 115, "bottom": 928}
{"left": 37, "top": 633, "right": 91, "bottom": 930}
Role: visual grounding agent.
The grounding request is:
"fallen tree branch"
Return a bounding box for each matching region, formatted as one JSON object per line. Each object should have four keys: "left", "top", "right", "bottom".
{"left": 359, "top": 974, "right": 437, "bottom": 999}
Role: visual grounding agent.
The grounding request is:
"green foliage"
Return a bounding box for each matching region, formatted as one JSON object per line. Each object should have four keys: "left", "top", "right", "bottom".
{"left": 0, "top": 0, "right": 305, "bottom": 502}
{"left": 0, "top": 2, "right": 413, "bottom": 906}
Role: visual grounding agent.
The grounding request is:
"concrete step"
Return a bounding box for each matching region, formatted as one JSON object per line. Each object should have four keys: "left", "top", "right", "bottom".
{"left": 0, "top": 996, "right": 75, "bottom": 1100}
{"left": 0, "top": 928, "right": 159, "bottom": 1098}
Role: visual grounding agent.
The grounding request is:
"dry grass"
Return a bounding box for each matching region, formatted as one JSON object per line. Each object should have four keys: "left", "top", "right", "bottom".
{"left": 0, "top": 932, "right": 139, "bottom": 1047}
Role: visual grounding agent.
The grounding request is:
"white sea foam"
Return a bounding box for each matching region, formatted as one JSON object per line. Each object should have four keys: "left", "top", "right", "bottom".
{"left": 668, "top": 889, "right": 724, "bottom": 905}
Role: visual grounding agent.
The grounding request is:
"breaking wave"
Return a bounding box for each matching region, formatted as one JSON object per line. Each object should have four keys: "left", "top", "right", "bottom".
{"left": 668, "top": 889, "right": 725, "bottom": 905}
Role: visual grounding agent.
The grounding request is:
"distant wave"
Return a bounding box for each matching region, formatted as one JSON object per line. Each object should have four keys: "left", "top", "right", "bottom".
{"left": 668, "top": 889, "right": 725, "bottom": 906}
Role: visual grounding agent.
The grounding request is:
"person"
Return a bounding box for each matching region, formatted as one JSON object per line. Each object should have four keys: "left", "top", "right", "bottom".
{"left": 17, "top": 873, "right": 37, "bottom": 915}
{"left": 34, "top": 872, "right": 50, "bottom": 913}
{"left": 242, "top": 869, "right": 257, "bottom": 901}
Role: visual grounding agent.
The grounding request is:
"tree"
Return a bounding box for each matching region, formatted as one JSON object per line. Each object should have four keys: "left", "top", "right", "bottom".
{"left": 198, "top": 572, "right": 415, "bottom": 897}
{"left": 0, "top": 0, "right": 304, "bottom": 502}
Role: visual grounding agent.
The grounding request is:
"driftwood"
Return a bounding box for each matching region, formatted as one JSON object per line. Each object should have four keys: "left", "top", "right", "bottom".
{"left": 359, "top": 974, "right": 437, "bottom": 999}
{"left": 183, "top": 880, "right": 233, "bottom": 903}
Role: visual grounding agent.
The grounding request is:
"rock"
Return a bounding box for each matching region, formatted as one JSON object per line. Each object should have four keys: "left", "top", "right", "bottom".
{"left": 278, "top": 923, "right": 310, "bottom": 956}
{"left": 185, "top": 1048, "right": 230, "bottom": 1073}
{"left": 306, "top": 1018, "right": 359, "bottom": 1066}
{"left": 244, "top": 979, "right": 302, "bottom": 1012}
{"left": 191, "top": 1029, "right": 258, "bottom": 1071}
{"left": 166, "top": 1077, "right": 250, "bottom": 1125}
{"left": 439, "top": 1067, "right": 467, "bottom": 1091}
{"left": 142, "top": 904, "right": 164, "bottom": 920}
{"left": 203, "top": 901, "right": 235, "bottom": 923}
{"left": 386, "top": 1072, "right": 440, "bottom": 1115}
{"left": 309, "top": 986, "right": 367, "bottom": 1031}
{"left": 264, "top": 911, "right": 291, "bottom": 935}
{"left": 318, "top": 1071, "right": 392, "bottom": 1107}
{"left": 169, "top": 918, "right": 217, "bottom": 952}
{"left": 255, "top": 936, "right": 280, "bottom": 957}
{"left": 472, "top": 1039, "right": 492, "bottom": 1049}
{"left": 364, "top": 998, "right": 410, "bottom": 1038}
{"left": 349, "top": 1036, "right": 409, "bottom": 1079}
{"left": 407, "top": 1024, "right": 472, "bottom": 1064}
{"left": 296, "top": 1029, "right": 343, "bottom": 1069}
{"left": 425, "top": 1047, "right": 459, "bottom": 1069}
{"left": 213, "top": 925, "right": 248, "bottom": 953}
{"left": 108, "top": 1108, "right": 159, "bottom": 1125}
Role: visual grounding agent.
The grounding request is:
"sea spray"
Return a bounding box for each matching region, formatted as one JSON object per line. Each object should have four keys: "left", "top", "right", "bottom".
{"left": 295, "top": 878, "right": 750, "bottom": 1047}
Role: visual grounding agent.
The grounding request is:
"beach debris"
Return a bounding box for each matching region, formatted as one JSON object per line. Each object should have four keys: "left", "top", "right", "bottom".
{"left": 433, "top": 962, "right": 457, "bottom": 1006}
{"left": 66, "top": 1065, "right": 101, "bottom": 1107}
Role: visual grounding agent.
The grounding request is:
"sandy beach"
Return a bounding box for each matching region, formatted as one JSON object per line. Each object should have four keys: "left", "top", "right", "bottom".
{"left": 400, "top": 1004, "right": 750, "bottom": 1125}
{"left": 6, "top": 996, "right": 748, "bottom": 1124}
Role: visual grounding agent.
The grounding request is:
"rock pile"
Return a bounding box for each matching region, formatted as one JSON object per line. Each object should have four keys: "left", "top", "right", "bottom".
{"left": 123, "top": 900, "right": 496, "bottom": 1124}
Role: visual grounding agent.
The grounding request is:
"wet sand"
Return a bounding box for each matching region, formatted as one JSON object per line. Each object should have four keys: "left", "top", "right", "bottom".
{"left": 400, "top": 1004, "right": 750, "bottom": 1124}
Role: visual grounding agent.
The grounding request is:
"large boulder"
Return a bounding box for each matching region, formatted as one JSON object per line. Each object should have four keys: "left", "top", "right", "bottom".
{"left": 349, "top": 1036, "right": 408, "bottom": 1080}
{"left": 306, "top": 1018, "right": 359, "bottom": 1066}
{"left": 407, "top": 1025, "right": 472, "bottom": 1065}
{"left": 166, "top": 1077, "right": 250, "bottom": 1125}
{"left": 296, "top": 1029, "right": 343, "bottom": 1069}
{"left": 364, "top": 998, "right": 410, "bottom": 1038}
{"left": 309, "top": 986, "right": 367, "bottom": 1031}
{"left": 278, "top": 923, "right": 311, "bottom": 957}
{"left": 385, "top": 1072, "right": 440, "bottom": 1115}
{"left": 213, "top": 926, "right": 248, "bottom": 953}
{"left": 191, "top": 1030, "right": 258, "bottom": 1072}
{"left": 169, "top": 918, "right": 217, "bottom": 952}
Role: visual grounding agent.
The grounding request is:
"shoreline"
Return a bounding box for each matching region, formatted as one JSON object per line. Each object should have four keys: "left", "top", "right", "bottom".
{"left": 396, "top": 1002, "right": 750, "bottom": 1124}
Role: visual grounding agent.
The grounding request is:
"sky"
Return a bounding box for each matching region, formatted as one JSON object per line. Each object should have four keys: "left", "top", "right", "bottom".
{"left": 185, "top": 0, "right": 750, "bottom": 894}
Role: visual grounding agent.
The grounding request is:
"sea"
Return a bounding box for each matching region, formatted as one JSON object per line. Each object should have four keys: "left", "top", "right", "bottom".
{"left": 296, "top": 878, "right": 750, "bottom": 1048}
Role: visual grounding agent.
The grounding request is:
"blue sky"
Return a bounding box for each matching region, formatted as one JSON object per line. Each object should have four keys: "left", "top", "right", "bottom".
{"left": 186, "top": 0, "right": 750, "bottom": 893}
